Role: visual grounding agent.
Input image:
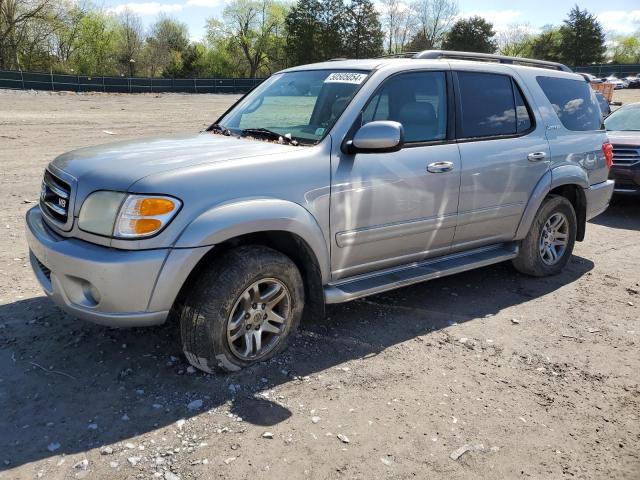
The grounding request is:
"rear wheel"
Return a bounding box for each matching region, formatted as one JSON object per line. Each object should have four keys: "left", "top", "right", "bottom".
{"left": 178, "top": 245, "right": 304, "bottom": 372}
{"left": 512, "top": 195, "right": 577, "bottom": 277}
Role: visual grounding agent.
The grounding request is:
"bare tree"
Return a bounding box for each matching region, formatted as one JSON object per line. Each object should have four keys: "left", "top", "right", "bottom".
{"left": 117, "top": 8, "right": 144, "bottom": 76}
{"left": 0, "top": 0, "right": 58, "bottom": 68}
{"left": 496, "top": 23, "right": 533, "bottom": 57}
{"left": 411, "top": 0, "right": 458, "bottom": 49}
{"left": 381, "top": 0, "right": 416, "bottom": 54}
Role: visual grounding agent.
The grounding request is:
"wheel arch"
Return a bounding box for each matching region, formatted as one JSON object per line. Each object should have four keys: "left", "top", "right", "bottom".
{"left": 171, "top": 230, "right": 326, "bottom": 325}
{"left": 515, "top": 167, "right": 588, "bottom": 241}
{"left": 163, "top": 199, "right": 330, "bottom": 323}
{"left": 174, "top": 198, "right": 330, "bottom": 281}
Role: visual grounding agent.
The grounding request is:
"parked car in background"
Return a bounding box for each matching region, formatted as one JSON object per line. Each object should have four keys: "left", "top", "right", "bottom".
{"left": 595, "top": 91, "right": 611, "bottom": 119}
{"left": 579, "top": 73, "right": 603, "bottom": 84}
{"left": 604, "top": 76, "right": 629, "bottom": 89}
{"left": 25, "top": 50, "right": 615, "bottom": 372}
{"left": 624, "top": 75, "right": 640, "bottom": 89}
{"left": 605, "top": 103, "right": 640, "bottom": 194}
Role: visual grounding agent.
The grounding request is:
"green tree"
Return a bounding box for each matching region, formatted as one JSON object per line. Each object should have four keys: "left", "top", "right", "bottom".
{"left": 316, "top": 0, "right": 346, "bottom": 59}
{"left": 527, "top": 26, "right": 562, "bottom": 62}
{"left": 344, "top": 0, "right": 383, "bottom": 58}
{"left": 284, "top": 0, "right": 346, "bottom": 65}
{"left": 146, "top": 16, "right": 189, "bottom": 77}
{"left": 558, "top": 5, "right": 605, "bottom": 66}
{"left": 442, "top": 16, "right": 496, "bottom": 53}
{"left": 71, "top": 10, "right": 118, "bottom": 75}
{"left": 284, "top": 0, "right": 320, "bottom": 65}
{"left": 610, "top": 34, "right": 640, "bottom": 64}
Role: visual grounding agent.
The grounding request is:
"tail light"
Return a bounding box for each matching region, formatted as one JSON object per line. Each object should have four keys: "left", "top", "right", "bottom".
{"left": 602, "top": 142, "right": 613, "bottom": 169}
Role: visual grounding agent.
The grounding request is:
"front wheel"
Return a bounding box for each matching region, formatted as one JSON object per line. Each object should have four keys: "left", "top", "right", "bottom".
{"left": 178, "top": 245, "right": 304, "bottom": 373}
{"left": 512, "top": 195, "right": 577, "bottom": 277}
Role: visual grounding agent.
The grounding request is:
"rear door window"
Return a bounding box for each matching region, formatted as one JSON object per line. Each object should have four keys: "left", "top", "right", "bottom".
{"left": 536, "top": 76, "right": 601, "bottom": 131}
{"left": 456, "top": 71, "right": 533, "bottom": 138}
{"left": 457, "top": 72, "right": 533, "bottom": 138}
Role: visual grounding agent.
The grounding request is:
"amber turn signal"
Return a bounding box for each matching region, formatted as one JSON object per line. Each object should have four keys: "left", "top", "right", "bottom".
{"left": 113, "top": 194, "right": 182, "bottom": 238}
{"left": 132, "top": 218, "right": 162, "bottom": 234}
{"left": 136, "top": 198, "right": 176, "bottom": 216}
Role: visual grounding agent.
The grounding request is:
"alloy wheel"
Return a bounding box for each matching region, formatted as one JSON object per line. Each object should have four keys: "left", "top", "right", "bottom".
{"left": 226, "top": 278, "right": 291, "bottom": 361}
{"left": 539, "top": 212, "right": 569, "bottom": 266}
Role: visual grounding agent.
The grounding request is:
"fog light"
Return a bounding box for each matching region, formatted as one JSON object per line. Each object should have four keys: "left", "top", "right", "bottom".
{"left": 84, "top": 282, "right": 101, "bottom": 306}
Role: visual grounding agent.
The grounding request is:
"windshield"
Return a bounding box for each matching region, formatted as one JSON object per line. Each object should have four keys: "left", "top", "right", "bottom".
{"left": 217, "top": 69, "right": 369, "bottom": 145}
{"left": 605, "top": 107, "right": 640, "bottom": 131}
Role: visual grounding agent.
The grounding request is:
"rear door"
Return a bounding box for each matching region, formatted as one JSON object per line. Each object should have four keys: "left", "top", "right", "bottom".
{"left": 330, "top": 70, "right": 461, "bottom": 280}
{"left": 451, "top": 69, "right": 550, "bottom": 250}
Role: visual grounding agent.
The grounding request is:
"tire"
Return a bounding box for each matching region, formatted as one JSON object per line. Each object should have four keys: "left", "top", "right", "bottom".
{"left": 178, "top": 245, "right": 304, "bottom": 373}
{"left": 512, "top": 195, "right": 577, "bottom": 277}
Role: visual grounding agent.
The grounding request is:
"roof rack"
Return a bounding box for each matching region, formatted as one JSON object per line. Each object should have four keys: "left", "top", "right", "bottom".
{"left": 376, "top": 52, "right": 419, "bottom": 59}
{"left": 412, "top": 50, "right": 573, "bottom": 72}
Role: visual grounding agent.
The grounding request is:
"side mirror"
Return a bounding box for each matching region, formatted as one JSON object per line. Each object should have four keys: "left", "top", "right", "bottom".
{"left": 345, "top": 121, "right": 404, "bottom": 154}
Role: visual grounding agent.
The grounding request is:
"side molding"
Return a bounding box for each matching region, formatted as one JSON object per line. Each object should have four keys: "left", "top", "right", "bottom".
{"left": 174, "top": 199, "right": 331, "bottom": 282}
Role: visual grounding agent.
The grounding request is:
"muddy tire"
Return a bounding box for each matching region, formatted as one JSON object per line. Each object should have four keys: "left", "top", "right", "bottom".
{"left": 178, "top": 245, "right": 304, "bottom": 373}
{"left": 512, "top": 195, "right": 577, "bottom": 277}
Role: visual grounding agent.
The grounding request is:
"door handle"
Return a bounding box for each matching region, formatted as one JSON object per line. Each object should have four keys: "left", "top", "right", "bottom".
{"left": 427, "top": 161, "right": 454, "bottom": 173}
{"left": 527, "top": 152, "right": 547, "bottom": 162}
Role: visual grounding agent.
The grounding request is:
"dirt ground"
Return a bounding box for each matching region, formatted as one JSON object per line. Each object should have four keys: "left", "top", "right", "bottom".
{"left": 0, "top": 88, "right": 639, "bottom": 480}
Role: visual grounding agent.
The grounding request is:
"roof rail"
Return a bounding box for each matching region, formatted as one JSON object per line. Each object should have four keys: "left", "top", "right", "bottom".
{"left": 413, "top": 50, "right": 573, "bottom": 72}
{"left": 376, "top": 52, "right": 419, "bottom": 59}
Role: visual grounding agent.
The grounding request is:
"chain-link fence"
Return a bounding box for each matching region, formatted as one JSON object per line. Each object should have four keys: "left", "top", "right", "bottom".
{"left": 0, "top": 70, "right": 265, "bottom": 93}
{"left": 574, "top": 64, "right": 640, "bottom": 77}
{"left": 2, "top": 65, "right": 639, "bottom": 94}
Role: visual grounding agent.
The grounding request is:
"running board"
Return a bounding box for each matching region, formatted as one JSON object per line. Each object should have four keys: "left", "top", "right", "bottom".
{"left": 324, "top": 243, "right": 519, "bottom": 304}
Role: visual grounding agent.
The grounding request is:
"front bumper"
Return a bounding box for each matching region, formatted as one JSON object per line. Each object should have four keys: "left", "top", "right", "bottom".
{"left": 585, "top": 179, "right": 615, "bottom": 220}
{"left": 26, "top": 207, "right": 171, "bottom": 327}
{"left": 610, "top": 165, "right": 640, "bottom": 193}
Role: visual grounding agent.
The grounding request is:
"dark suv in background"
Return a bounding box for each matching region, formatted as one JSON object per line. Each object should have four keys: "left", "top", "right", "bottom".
{"left": 605, "top": 103, "right": 640, "bottom": 194}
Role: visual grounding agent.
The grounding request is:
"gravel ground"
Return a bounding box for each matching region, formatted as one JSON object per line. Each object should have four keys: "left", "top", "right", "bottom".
{"left": 0, "top": 89, "right": 639, "bottom": 480}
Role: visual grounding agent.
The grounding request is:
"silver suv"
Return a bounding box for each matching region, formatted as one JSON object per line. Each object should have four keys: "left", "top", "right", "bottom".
{"left": 26, "top": 51, "right": 614, "bottom": 372}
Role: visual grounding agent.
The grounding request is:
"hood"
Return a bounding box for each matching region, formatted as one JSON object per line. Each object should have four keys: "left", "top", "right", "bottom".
{"left": 607, "top": 131, "right": 640, "bottom": 148}
{"left": 51, "top": 133, "right": 298, "bottom": 191}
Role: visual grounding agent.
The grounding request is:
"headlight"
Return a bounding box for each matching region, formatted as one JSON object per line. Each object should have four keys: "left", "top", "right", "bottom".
{"left": 78, "top": 191, "right": 126, "bottom": 236}
{"left": 78, "top": 192, "right": 181, "bottom": 238}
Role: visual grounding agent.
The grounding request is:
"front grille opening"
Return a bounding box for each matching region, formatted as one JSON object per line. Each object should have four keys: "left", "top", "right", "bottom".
{"left": 612, "top": 147, "right": 640, "bottom": 167}
{"left": 40, "top": 170, "right": 71, "bottom": 224}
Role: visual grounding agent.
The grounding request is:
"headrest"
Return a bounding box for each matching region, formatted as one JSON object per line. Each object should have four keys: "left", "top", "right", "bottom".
{"left": 398, "top": 101, "right": 436, "bottom": 125}
{"left": 332, "top": 96, "right": 350, "bottom": 117}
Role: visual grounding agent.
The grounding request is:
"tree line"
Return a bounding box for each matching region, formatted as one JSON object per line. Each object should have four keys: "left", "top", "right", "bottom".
{"left": 1, "top": 0, "right": 638, "bottom": 79}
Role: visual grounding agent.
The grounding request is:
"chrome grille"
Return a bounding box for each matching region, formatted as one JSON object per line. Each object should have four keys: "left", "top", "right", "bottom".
{"left": 612, "top": 146, "right": 640, "bottom": 167}
{"left": 40, "top": 170, "right": 71, "bottom": 224}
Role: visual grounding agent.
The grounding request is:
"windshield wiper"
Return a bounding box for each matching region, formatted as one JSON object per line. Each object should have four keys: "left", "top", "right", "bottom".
{"left": 241, "top": 128, "right": 299, "bottom": 146}
{"left": 209, "top": 123, "right": 231, "bottom": 135}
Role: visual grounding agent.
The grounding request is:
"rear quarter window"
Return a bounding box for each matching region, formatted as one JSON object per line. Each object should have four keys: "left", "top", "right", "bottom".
{"left": 536, "top": 76, "right": 601, "bottom": 131}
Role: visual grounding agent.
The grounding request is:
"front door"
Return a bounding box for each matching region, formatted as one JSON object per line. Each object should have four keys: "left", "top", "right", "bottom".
{"left": 330, "top": 70, "right": 461, "bottom": 280}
